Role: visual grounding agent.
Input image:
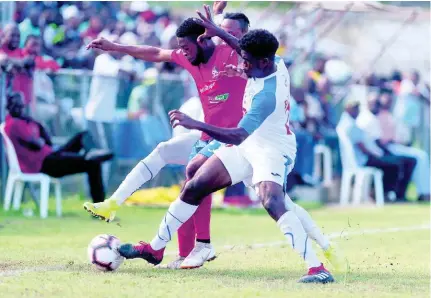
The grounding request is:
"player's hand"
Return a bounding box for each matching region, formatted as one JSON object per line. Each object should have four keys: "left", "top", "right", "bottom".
{"left": 195, "top": 4, "right": 220, "bottom": 43}
{"left": 218, "top": 63, "right": 244, "bottom": 77}
{"left": 86, "top": 37, "right": 116, "bottom": 51}
{"left": 213, "top": 1, "right": 227, "bottom": 15}
{"left": 169, "top": 110, "right": 198, "bottom": 129}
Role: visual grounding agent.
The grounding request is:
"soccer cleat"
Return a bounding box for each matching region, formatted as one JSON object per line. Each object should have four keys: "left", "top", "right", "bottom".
{"left": 118, "top": 241, "right": 164, "bottom": 265}
{"left": 155, "top": 256, "right": 186, "bottom": 269}
{"left": 180, "top": 242, "right": 216, "bottom": 269}
{"left": 298, "top": 264, "right": 335, "bottom": 284}
{"left": 83, "top": 199, "right": 120, "bottom": 222}
{"left": 323, "top": 244, "right": 349, "bottom": 273}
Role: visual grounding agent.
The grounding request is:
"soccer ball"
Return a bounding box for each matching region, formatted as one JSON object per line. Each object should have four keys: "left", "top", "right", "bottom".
{"left": 87, "top": 234, "right": 125, "bottom": 271}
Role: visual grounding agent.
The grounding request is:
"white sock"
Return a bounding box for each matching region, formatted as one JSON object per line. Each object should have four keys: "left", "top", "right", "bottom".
{"left": 285, "top": 194, "right": 330, "bottom": 250}
{"left": 111, "top": 150, "right": 166, "bottom": 204}
{"left": 277, "top": 211, "right": 322, "bottom": 269}
{"left": 150, "top": 199, "right": 198, "bottom": 250}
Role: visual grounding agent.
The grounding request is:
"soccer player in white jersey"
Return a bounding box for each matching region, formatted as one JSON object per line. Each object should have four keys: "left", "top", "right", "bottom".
{"left": 117, "top": 25, "right": 336, "bottom": 284}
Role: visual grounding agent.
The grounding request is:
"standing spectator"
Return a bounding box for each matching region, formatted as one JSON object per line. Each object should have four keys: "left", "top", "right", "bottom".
{"left": 18, "top": 6, "right": 41, "bottom": 48}
{"left": 0, "top": 24, "right": 35, "bottom": 107}
{"left": 393, "top": 70, "right": 428, "bottom": 145}
{"left": 5, "top": 93, "right": 112, "bottom": 203}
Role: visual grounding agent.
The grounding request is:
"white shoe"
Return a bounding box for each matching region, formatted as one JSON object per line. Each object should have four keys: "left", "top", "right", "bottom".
{"left": 180, "top": 242, "right": 216, "bottom": 269}
{"left": 155, "top": 256, "right": 185, "bottom": 269}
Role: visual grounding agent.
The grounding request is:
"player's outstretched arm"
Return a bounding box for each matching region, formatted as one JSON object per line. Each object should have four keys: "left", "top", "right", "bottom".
{"left": 86, "top": 37, "right": 173, "bottom": 63}
{"left": 195, "top": 4, "right": 240, "bottom": 54}
{"left": 169, "top": 110, "right": 249, "bottom": 145}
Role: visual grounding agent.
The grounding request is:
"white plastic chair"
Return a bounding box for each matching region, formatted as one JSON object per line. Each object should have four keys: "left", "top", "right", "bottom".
{"left": 336, "top": 128, "right": 384, "bottom": 207}
{"left": 0, "top": 123, "right": 62, "bottom": 218}
{"left": 313, "top": 144, "right": 333, "bottom": 187}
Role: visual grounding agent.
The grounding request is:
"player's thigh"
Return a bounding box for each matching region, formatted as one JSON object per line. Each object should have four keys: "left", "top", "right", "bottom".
{"left": 186, "top": 140, "right": 222, "bottom": 179}
{"left": 256, "top": 181, "right": 286, "bottom": 220}
{"left": 213, "top": 145, "right": 252, "bottom": 186}
{"left": 249, "top": 153, "right": 295, "bottom": 192}
{"left": 157, "top": 132, "right": 200, "bottom": 165}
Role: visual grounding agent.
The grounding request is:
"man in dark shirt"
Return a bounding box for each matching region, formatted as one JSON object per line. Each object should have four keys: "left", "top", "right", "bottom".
{"left": 4, "top": 92, "right": 113, "bottom": 203}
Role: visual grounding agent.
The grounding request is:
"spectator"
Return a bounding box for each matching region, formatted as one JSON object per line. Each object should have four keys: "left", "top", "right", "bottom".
{"left": 4, "top": 92, "right": 113, "bottom": 203}
{"left": 127, "top": 68, "right": 158, "bottom": 119}
{"left": 378, "top": 93, "right": 430, "bottom": 202}
{"left": 337, "top": 98, "right": 414, "bottom": 201}
{"left": 18, "top": 6, "right": 41, "bottom": 48}
{"left": 0, "top": 23, "right": 35, "bottom": 107}
{"left": 357, "top": 94, "right": 416, "bottom": 198}
{"left": 23, "top": 35, "right": 60, "bottom": 72}
{"left": 393, "top": 70, "right": 428, "bottom": 145}
{"left": 81, "top": 16, "right": 104, "bottom": 43}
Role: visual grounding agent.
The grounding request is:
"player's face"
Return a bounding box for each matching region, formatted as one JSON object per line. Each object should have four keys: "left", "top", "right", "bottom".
{"left": 177, "top": 37, "right": 204, "bottom": 66}
{"left": 8, "top": 95, "right": 25, "bottom": 117}
{"left": 221, "top": 19, "right": 244, "bottom": 38}
{"left": 241, "top": 50, "right": 269, "bottom": 78}
{"left": 5, "top": 27, "right": 20, "bottom": 50}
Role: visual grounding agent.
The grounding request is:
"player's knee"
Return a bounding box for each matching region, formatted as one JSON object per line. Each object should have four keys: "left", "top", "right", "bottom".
{"left": 182, "top": 177, "right": 208, "bottom": 205}
{"left": 154, "top": 141, "right": 170, "bottom": 161}
{"left": 185, "top": 157, "right": 205, "bottom": 180}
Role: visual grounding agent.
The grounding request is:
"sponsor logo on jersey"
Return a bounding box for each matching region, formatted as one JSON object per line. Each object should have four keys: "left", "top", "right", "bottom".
{"left": 209, "top": 93, "right": 230, "bottom": 104}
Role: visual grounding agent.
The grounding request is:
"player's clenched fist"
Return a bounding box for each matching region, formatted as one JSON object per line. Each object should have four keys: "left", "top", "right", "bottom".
{"left": 86, "top": 37, "right": 117, "bottom": 51}
{"left": 169, "top": 110, "right": 198, "bottom": 129}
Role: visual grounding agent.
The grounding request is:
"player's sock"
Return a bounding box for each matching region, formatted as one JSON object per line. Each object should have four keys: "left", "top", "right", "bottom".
{"left": 178, "top": 217, "right": 196, "bottom": 257}
{"left": 285, "top": 194, "right": 330, "bottom": 250}
{"left": 150, "top": 199, "right": 198, "bottom": 250}
{"left": 111, "top": 150, "right": 166, "bottom": 205}
{"left": 277, "top": 211, "right": 322, "bottom": 269}
{"left": 196, "top": 239, "right": 210, "bottom": 244}
{"left": 193, "top": 195, "right": 212, "bottom": 240}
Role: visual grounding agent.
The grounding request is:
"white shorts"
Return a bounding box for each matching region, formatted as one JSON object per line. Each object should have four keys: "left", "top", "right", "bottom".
{"left": 215, "top": 145, "right": 295, "bottom": 188}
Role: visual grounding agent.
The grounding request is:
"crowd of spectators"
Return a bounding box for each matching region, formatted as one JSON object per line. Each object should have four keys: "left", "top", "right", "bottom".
{"left": 0, "top": 1, "right": 429, "bottom": 204}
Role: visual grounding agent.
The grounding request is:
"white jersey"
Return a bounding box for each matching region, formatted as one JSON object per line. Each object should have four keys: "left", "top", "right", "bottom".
{"left": 238, "top": 56, "right": 297, "bottom": 161}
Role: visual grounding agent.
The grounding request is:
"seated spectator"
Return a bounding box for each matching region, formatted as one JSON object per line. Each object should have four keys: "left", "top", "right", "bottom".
{"left": 357, "top": 94, "right": 417, "bottom": 202}
{"left": 4, "top": 92, "right": 113, "bottom": 203}
{"left": 378, "top": 93, "right": 430, "bottom": 202}
{"left": 337, "top": 98, "right": 414, "bottom": 202}
{"left": 0, "top": 24, "right": 35, "bottom": 106}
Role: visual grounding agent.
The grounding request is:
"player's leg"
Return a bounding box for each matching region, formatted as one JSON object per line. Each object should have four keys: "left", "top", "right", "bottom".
{"left": 117, "top": 146, "right": 250, "bottom": 265}
{"left": 251, "top": 155, "right": 334, "bottom": 284}
{"left": 180, "top": 141, "right": 223, "bottom": 268}
{"left": 83, "top": 132, "right": 200, "bottom": 221}
{"left": 284, "top": 193, "right": 347, "bottom": 272}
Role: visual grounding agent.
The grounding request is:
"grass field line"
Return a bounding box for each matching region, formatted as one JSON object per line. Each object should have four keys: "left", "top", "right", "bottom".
{"left": 217, "top": 223, "right": 430, "bottom": 251}
{"left": 1, "top": 224, "right": 428, "bottom": 277}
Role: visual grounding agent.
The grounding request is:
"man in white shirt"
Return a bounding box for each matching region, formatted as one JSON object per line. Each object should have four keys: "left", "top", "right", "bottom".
{"left": 355, "top": 95, "right": 416, "bottom": 201}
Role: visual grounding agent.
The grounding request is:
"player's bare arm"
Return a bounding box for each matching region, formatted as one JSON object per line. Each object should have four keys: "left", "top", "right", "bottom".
{"left": 195, "top": 5, "right": 241, "bottom": 54}
{"left": 86, "top": 37, "right": 173, "bottom": 63}
{"left": 169, "top": 110, "right": 249, "bottom": 145}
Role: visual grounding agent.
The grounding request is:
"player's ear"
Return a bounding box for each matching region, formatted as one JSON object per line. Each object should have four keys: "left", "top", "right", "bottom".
{"left": 260, "top": 58, "right": 270, "bottom": 69}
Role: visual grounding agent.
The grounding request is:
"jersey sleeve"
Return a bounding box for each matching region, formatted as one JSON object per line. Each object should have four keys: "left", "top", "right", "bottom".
{"left": 238, "top": 91, "right": 276, "bottom": 135}
{"left": 171, "top": 49, "right": 193, "bottom": 70}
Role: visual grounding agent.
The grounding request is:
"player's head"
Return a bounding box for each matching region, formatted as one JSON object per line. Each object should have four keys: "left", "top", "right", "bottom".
{"left": 2, "top": 23, "right": 20, "bottom": 51}
{"left": 6, "top": 92, "right": 25, "bottom": 117}
{"left": 176, "top": 18, "right": 208, "bottom": 66}
{"left": 239, "top": 29, "right": 279, "bottom": 78}
{"left": 24, "top": 35, "right": 41, "bottom": 56}
{"left": 221, "top": 13, "right": 250, "bottom": 38}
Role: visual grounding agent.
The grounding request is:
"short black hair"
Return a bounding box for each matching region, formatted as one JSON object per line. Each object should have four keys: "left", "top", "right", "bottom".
{"left": 175, "top": 18, "right": 205, "bottom": 40}
{"left": 224, "top": 12, "right": 250, "bottom": 32}
{"left": 239, "top": 29, "right": 279, "bottom": 60}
